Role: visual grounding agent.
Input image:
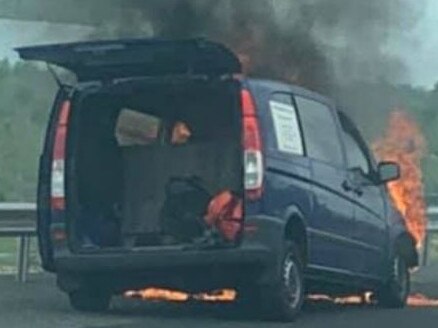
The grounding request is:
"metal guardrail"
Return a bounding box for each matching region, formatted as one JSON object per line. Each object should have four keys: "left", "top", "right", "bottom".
{"left": 0, "top": 203, "right": 36, "bottom": 283}
{"left": 0, "top": 202, "right": 438, "bottom": 281}
{"left": 422, "top": 206, "right": 438, "bottom": 266}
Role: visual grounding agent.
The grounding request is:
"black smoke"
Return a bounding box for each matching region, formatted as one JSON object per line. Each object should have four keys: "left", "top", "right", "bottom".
{"left": 86, "top": 0, "right": 424, "bottom": 96}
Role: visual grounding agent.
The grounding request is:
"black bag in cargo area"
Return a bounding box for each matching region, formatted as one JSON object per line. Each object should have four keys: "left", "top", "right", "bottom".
{"left": 160, "top": 177, "right": 211, "bottom": 242}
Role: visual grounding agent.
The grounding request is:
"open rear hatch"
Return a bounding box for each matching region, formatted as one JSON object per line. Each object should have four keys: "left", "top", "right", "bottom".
{"left": 70, "top": 80, "right": 244, "bottom": 251}
{"left": 16, "top": 38, "right": 241, "bottom": 81}
{"left": 18, "top": 39, "right": 245, "bottom": 252}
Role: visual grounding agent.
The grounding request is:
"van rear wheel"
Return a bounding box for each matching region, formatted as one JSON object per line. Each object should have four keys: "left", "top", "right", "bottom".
{"left": 260, "top": 241, "right": 305, "bottom": 321}
{"left": 69, "top": 290, "right": 111, "bottom": 312}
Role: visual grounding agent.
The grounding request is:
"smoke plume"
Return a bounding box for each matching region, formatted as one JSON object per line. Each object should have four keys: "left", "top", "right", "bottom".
{"left": 85, "top": 0, "right": 424, "bottom": 95}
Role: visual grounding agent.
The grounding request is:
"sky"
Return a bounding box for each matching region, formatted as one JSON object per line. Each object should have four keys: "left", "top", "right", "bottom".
{"left": 0, "top": 20, "right": 92, "bottom": 60}
{"left": 0, "top": 0, "right": 437, "bottom": 89}
{"left": 405, "top": 0, "right": 438, "bottom": 88}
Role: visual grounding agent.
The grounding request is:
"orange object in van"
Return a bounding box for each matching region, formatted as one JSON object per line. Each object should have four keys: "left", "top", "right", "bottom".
{"left": 205, "top": 191, "right": 243, "bottom": 242}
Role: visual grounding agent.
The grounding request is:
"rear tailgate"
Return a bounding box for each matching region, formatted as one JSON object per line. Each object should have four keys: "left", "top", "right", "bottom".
{"left": 16, "top": 38, "right": 241, "bottom": 81}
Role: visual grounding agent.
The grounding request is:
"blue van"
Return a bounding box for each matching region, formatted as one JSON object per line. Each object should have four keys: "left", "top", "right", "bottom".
{"left": 18, "top": 39, "right": 418, "bottom": 321}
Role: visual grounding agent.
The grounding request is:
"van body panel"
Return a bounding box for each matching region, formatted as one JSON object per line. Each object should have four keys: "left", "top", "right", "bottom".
{"left": 351, "top": 186, "right": 388, "bottom": 277}
{"left": 249, "top": 80, "right": 358, "bottom": 273}
{"left": 25, "top": 39, "right": 417, "bottom": 302}
{"left": 46, "top": 77, "right": 412, "bottom": 290}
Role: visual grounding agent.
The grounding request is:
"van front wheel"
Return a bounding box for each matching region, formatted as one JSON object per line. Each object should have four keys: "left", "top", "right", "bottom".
{"left": 69, "top": 290, "right": 111, "bottom": 312}
{"left": 375, "top": 254, "right": 410, "bottom": 308}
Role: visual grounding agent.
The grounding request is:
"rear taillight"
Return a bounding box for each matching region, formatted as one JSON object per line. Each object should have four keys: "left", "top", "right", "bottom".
{"left": 241, "top": 89, "right": 263, "bottom": 200}
{"left": 51, "top": 100, "right": 71, "bottom": 210}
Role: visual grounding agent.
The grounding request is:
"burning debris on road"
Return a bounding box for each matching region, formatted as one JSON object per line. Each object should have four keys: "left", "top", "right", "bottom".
{"left": 408, "top": 293, "right": 438, "bottom": 307}
{"left": 125, "top": 288, "right": 438, "bottom": 308}
{"left": 125, "top": 288, "right": 236, "bottom": 303}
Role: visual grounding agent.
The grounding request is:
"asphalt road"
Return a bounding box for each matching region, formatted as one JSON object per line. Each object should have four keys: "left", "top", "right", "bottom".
{"left": 1, "top": 272, "right": 438, "bottom": 328}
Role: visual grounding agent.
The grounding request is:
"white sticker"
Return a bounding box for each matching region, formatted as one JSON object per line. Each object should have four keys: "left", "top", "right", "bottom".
{"left": 270, "top": 101, "right": 304, "bottom": 155}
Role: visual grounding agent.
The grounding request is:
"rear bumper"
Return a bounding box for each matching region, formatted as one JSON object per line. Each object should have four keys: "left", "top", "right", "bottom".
{"left": 54, "top": 244, "right": 271, "bottom": 273}
{"left": 54, "top": 215, "right": 284, "bottom": 274}
{"left": 55, "top": 243, "right": 273, "bottom": 293}
{"left": 53, "top": 215, "right": 285, "bottom": 292}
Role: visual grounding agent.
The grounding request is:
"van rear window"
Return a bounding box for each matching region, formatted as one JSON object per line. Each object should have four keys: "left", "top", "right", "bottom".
{"left": 115, "top": 109, "right": 161, "bottom": 146}
{"left": 270, "top": 97, "right": 304, "bottom": 156}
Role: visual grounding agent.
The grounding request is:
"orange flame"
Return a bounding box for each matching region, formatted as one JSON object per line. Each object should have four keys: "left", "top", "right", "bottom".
{"left": 373, "top": 110, "right": 427, "bottom": 247}
{"left": 125, "top": 288, "right": 189, "bottom": 302}
{"left": 193, "top": 289, "right": 237, "bottom": 302}
{"left": 408, "top": 293, "right": 438, "bottom": 307}
{"left": 125, "top": 288, "right": 236, "bottom": 303}
{"left": 309, "top": 293, "right": 438, "bottom": 307}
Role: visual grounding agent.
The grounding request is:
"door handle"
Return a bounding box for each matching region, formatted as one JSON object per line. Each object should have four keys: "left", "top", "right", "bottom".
{"left": 353, "top": 187, "right": 363, "bottom": 197}
{"left": 342, "top": 180, "right": 363, "bottom": 196}
{"left": 342, "top": 180, "right": 353, "bottom": 192}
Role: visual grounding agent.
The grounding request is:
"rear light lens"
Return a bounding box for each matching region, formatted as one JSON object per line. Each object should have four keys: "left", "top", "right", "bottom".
{"left": 241, "top": 89, "right": 263, "bottom": 200}
{"left": 51, "top": 100, "right": 71, "bottom": 210}
{"left": 241, "top": 89, "right": 256, "bottom": 116}
{"left": 51, "top": 159, "right": 65, "bottom": 197}
{"left": 244, "top": 150, "right": 263, "bottom": 190}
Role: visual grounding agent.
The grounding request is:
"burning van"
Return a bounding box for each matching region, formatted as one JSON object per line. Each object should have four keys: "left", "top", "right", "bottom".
{"left": 18, "top": 39, "right": 418, "bottom": 321}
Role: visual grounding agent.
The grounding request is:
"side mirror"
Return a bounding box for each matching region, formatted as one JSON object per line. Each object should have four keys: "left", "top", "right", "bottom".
{"left": 377, "top": 162, "right": 400, "bottom": 184}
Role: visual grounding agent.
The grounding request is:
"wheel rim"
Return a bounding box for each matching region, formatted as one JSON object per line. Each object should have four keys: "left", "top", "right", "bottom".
{"left": 283, "top": 255, "right": 302, "bottom": 309}
{"left": 394, "top": 257, "right": 409, "bottom": 300}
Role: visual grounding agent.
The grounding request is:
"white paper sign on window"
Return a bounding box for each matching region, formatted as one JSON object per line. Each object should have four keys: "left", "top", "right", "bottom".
{"left": 270, "top": 101, "right": 304, "bottom": 155}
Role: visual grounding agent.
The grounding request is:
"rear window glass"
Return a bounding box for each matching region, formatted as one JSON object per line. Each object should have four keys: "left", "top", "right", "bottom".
{"left": 270, "top": 94, "right": 304, "bottom": 156}
{"left": 115, "top": 108, "right": 161, "bottom": 146}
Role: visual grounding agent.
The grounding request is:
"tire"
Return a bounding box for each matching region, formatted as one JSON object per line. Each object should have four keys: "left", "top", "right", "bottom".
{"left": 375, "top": 253, "right": 410, "bottom": 308}
{"left": 69, "top": 290, "right": 111, "bottom": 313}
{"left": 260, "top": 241, "right": 305, "bottom": 321}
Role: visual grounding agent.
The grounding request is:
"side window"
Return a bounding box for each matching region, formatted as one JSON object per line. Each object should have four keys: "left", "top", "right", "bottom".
{"left": 295, "top": 96, "right": 343, "bottom": 166}
{"left": 339, "top": 113, "right": 372, "bottom": 175}
{"left": 269, "top": 93, "right": 304, "bottom": 156}
{"left": 115, "top": 108, "right": 161, "bottom": 146}
{"left": 342, "top": 132, "right": 371, "bottom": 174}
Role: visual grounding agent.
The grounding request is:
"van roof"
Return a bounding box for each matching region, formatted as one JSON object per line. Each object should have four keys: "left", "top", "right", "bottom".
{"left": 246, "top": 78, "right": 335, "bottom": 109}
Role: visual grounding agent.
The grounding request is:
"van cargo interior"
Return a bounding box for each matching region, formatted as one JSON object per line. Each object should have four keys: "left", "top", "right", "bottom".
{"left": 69, "top": 79, "right": 243, "bottom": 250}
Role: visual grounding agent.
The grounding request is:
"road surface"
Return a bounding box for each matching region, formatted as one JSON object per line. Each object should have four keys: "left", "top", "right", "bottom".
{"left": 0, "top": 272, "right": 437, "bottom": 328}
